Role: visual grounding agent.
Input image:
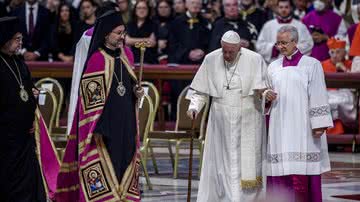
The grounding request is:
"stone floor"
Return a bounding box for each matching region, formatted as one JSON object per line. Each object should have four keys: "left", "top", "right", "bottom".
{"left": 139, "top": 145, "right": 360, "bottom": 202}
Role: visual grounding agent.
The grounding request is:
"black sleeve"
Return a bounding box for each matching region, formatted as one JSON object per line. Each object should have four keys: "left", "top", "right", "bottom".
{"left": 168, "top": 20, "right": 190, "bottom": 63}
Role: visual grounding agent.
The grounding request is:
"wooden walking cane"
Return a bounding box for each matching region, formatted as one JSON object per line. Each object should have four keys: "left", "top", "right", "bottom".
{"left": 187, "top": 113, "right": 196, "bottom": 202}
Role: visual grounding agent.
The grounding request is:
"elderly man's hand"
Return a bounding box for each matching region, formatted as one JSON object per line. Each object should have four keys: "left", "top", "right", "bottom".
{"left": 32, "top": 88, "right": 39, "bottom": 99}
{"left": 189, "top": 49, "right": 205, "bottom": 61}
{"left": 312, "top": 128, "right": 326, "bottom": 138}
{"left": 265, "top": 89, "right": 277, "bottom": 102}
{"left": 133, "top": 85, "right": 144, "bottom": 99}
{"left": 186, "top": 109, "right": 198, "bottom": 120}
{"left": 24, "top": 51, "right": 39, "bottom": 61}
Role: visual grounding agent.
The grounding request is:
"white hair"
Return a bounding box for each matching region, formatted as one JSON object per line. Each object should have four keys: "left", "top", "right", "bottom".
{"left": 277, "top": 25, "right": 299, "bottom": 42}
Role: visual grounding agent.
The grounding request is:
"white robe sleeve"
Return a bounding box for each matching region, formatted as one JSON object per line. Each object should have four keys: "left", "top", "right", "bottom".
{"left": 256, "top": 22, "right": 275, "bottom": 63}
{"left": 188, "top": 91, "right": 208, "bottom": 113}
{"left": 66, "top": 33, "right": 91, "bottom": 135}
{"left": 297, "top": 23, "right": 314, "bottom": 56}
{"left": 308, "top": 60, "right": 334, "bottom": 129}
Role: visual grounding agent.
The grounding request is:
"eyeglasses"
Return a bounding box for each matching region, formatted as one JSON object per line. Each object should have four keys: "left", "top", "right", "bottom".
{"left": 112, "top": 31, "right": 127, "bottom": 38}
{"left": 275, "top": 40, "right": 294, "bottom": 46}
{"left": 13, "top": 35, "right": 23, "bottom": 42}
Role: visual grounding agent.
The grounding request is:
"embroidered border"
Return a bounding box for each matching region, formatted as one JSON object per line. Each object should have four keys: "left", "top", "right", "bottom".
{"left": 309, "top": 105, "right": 330, "bottom": 118}
{"left": 267, "top": 152, "right": 321, "bottom": 164}
{"left": 81, "top": 73, "right": 106, "bottom": 114}
{"left": 127, "top": 158, "right": 140, "bottom": 197}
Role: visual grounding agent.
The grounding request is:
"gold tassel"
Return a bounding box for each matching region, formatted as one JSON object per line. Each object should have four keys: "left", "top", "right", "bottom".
{"left": 240, "top": 176, "right": 263, "bottom": 189}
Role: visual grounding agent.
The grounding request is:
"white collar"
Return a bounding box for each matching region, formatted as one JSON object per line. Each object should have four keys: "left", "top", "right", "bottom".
{"left": 26, "top": 1, "right": 39, "bottom": 10}
{"left": 186, "top": 11, "right": 197, "bottom": 18}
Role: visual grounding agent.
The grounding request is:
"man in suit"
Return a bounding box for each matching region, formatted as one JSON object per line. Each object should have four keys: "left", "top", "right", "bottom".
{"left": 11, "top": 0, "right": 50, "bottom": 61}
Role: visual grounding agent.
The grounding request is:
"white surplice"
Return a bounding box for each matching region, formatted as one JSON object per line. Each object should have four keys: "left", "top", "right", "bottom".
{"left": 266, "top": 55, "right": 333, "bottom": 176}
{"left": 66, "top": 31, "right": 91, "bottom": 134}
{"left": 256, "top": 19, "right": 314, "bottom": 64}
{"left": 189, "top": 48, "right": 267, "bottom": 202}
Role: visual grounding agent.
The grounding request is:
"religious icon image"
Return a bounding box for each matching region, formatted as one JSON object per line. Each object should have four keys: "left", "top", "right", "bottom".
{"left": 87, "top": 81, "right": 103, "bottom": 105}
{"left": 88, "top": 170, "right": 105, "bottom": 193}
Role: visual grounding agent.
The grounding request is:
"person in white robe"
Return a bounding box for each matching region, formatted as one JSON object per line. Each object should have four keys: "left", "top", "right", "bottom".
{"left": 256, "top": 0, "right": 313, "bottom": 64}
{"left": 187, "top": 30, "right": 267, "bottom": 202}
{"left": 263, "top": 25, "right": 333, "bottom": 202}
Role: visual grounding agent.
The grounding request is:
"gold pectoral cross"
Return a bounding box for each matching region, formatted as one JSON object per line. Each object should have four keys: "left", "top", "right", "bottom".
{"left": 187, "top": 18, "right": 199, "bottom": 30}
{"left": 134, "top": 41, "right": 150, "bottom": 85}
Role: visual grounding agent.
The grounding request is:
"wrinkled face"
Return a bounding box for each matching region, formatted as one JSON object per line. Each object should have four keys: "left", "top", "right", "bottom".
{"left": 105, "top": 25, "right": 126, "bottom": 49}
{"left": 158, "top": 1, "right": 171, "bottom": 17}
{"left": 174, "top": 0, "right": 186, "bottom": 13}
{"left": 329, "top": 48, "right": 346, "bottom": 64}
{"left": 2, "top": 32, "right": 23, "bottom": 55}
{"left": 117, "top": 0, "right": 128, "bottom": 12}
{"left": 224, "top": 0, "right": 238, "bottom": 19}
{"left": 275, "top": 31, "right": 297, "bottom": 56}
{"left": 60, "top": 5, "right": 70, "bottom": 22}
{"left": 81, "top": 1, "right": 96, "bottom": 19}
{"left": 277, "top": 1, "right": 291, "bottom": 18}
{"left": 186, "top": 0, "right": 202, "bottom": 14}
{"left": 135, "top": 1, "right": 149, "bottom": 19}
{"left": 221, "top": 42, "right": 241, "bottom": 63}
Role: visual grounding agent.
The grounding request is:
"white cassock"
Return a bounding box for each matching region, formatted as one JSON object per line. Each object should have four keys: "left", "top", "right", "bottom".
{"left": 189, "top": 48, "right": 267, "bottom": 202}
{"left": 266, "top": 55, "right": 333, "bottom": 176}
{"left": 67, "top": 31, "right": 92, "bottom": 135}
{"left": 256, "top": 19, "right": 314, "bottom": 64}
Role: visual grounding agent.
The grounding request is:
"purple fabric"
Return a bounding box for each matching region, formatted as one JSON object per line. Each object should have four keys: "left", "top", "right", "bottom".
{"left": 85, "top": 27, "right": 94, "bottom": 36}
{"left": 272, "top": 46, "right": 280, "bottom": 58}
{"left": 302, "top": 10, "right": 342, "bottom": 62}
{"left": 348, "top": 23, "right": 359, "bottom": 46}
{"left": 55, "top": 50, "right": 141, "bottom": 201}
{"left": 276, "top": 16, "right": 293, "bottom": 24}
{"left": 35, "top": 109, "right": 60, "bottom": 200}
{"left": 282, "top": 50, "right": 303, "bottom": 67}
{"left": 267, "top": 175, "right": 322, "bottom": 202}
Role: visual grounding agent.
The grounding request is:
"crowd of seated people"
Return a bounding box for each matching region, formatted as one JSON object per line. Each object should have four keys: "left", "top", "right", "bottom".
{"left": 1, "top": 0, "right": 360, "bottom": 133}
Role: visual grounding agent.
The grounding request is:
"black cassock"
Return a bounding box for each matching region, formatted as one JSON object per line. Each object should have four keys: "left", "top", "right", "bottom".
{"left": 0, "top": 52, "right": 45, "bottom": 202}
{"left": 209, "top": 17, "right": 258, "bottom": 51}
{"left": 94, "top": 46, "right": 137, "bottom": 182}
{"left": 168, "top": 13, "right": 211, "bottom": 64}
{"left": 240, "top": 7, "right": 269, "bottom": 34}
{"left": 127, "top": 19, "right": 159, "bottom": 64}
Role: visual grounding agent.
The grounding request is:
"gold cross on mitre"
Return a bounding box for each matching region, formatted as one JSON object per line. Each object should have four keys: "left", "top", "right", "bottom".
{"left": 187, "top": 18, "right": 199, "bottom": 30}
{"left": 134, "top": 41, "right": 151, "bottom": 85}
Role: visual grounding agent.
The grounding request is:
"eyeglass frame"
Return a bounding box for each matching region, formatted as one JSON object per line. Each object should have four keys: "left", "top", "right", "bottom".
{"left": 275, "top": 39, "right": 295, "bottom": 47}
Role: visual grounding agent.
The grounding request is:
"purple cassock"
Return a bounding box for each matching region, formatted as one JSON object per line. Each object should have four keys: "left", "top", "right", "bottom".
{"left": 302, "top": 9, "right": 342, "bottom": 62}
{"left": 267, "top": 50, "right": 323, "bottom": 202}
